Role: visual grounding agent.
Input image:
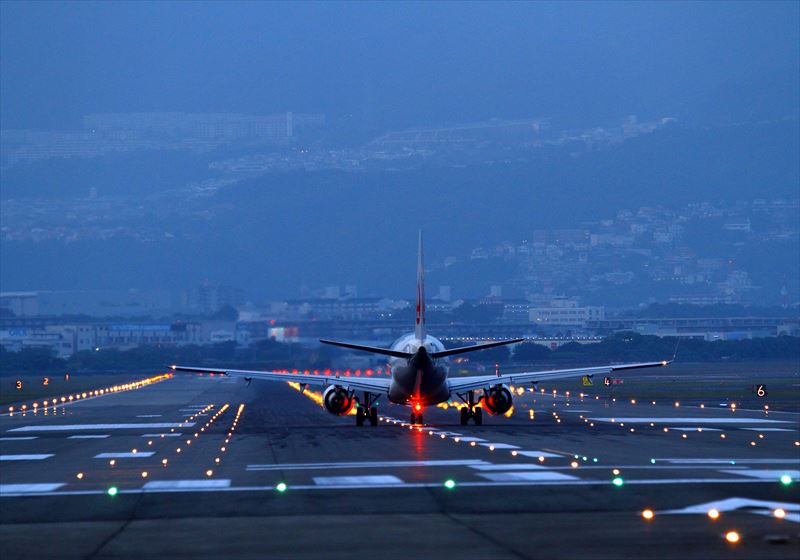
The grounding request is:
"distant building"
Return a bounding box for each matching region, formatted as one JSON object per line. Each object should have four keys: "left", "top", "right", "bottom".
{"left": 530, "top": 298, "right": 605, "bottom": 326}
{"left": 0, "top": 292, "right": 39, "bottom": 317}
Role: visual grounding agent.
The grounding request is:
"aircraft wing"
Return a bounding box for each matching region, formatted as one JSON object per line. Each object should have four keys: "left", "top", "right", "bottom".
{"left": 170, "top": 365, "right": 391, "bottom": 394}
{"left": 447, "top": 360, "right": 671, "bottom": 393}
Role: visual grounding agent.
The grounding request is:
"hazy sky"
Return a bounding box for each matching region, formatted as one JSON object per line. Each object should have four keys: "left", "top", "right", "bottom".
{"left": 2, "top": 1, "right": 798, "bottom": 130}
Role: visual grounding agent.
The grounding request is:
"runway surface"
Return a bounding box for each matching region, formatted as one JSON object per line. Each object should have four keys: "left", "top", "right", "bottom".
{"left": 1, "top": 370, "right": 798, "bottom": 559}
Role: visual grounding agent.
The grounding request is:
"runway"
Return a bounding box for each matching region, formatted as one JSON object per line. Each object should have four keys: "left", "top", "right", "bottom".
{"left": 1, "top": 371, "right": 798, "bottom": 559}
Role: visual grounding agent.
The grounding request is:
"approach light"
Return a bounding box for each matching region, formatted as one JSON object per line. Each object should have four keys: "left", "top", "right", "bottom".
{"left": 642, "top": 509, "right": 654, "bottom": 520}
{"left": 773, "top": 508, "right": 786, "bottom": 519}
{"left": 707, "top": 509, "right": 720, "bottom": 520}
{"left": 444, "top": 479, "right": 456, "bottom": 490}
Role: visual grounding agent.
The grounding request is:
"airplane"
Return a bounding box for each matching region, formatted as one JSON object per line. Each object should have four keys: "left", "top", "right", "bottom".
{"left": 172, "top": 232, "right": 671, "bottom": 426}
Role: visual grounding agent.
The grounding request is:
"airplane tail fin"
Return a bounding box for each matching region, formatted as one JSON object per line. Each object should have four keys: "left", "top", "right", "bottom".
{"left": 415, "top": 230, "right": 426, "bottom": 342}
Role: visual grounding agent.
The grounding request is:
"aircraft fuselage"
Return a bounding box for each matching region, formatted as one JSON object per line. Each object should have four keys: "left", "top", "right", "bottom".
{"left": 387, "top": 333, "right": 451, "bottom": 405}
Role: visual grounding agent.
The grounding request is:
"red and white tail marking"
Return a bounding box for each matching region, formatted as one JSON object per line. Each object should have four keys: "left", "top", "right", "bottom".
{"left": 415, "top": 230, "right": 426, "bottom": 342}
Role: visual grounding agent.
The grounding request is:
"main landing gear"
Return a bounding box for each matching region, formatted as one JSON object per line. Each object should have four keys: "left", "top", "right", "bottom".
{"left": 458, "top": 391, "right": 483, "bottom": 426}
{"left": 410, "top": 409, "right": 423, "bottom": 425}
{"left": 356, "top": 391, "right": 379, "bottom": 427}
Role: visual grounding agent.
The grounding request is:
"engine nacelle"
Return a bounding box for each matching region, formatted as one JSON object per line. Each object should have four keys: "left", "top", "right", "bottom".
{"left": 323, "top": 385, "right": 355, "bottom": 416}
{"left": 482, "top": 384, "right": 513, "bottom": 416}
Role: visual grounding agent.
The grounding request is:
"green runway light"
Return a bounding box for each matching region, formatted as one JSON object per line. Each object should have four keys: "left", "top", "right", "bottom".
{"left": 650, "top": 459, "right": 656, "bottom": 464}
{"left": 276, "top": 482, "right": 287, "bottom": 492}
{"left": 780, "top": 474, "right": 793, "bottom": 485}
{"left": 107, "top": 486, "right": 118, "bottom": 497}
{"left": 444, "top": 479, "right": 456, "bottom": 490}
{"left": 582, "top": 456, "right": 588, "bottom": 461}
{"left": 612, "top": 477, "right": 624, "bottom": 487}
{"left": 592, "top": 458, "right": 598, "bottom": 463}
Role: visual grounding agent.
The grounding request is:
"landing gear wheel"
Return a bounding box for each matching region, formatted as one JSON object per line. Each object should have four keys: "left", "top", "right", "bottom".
{"left": 369, "top": 407, "right": 378, "bottom": 426}
{"left": 410, "top": 412, "right": 417, "bottom": 425}
{"left": 356, "top": 407, "right": 365, "bottom": 426}
{"left": 417, "top": 412, "right": 423, "bottom": 425}
{"left": 460, "top": 407, "right": 469, "bottom": 426}
{"left": 473, "top": 407, "right": 483, "bottom": 425}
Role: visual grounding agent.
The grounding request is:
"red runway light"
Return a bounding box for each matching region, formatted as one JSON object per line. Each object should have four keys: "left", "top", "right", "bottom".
{"left": 415, "top": 404, "right": 422, "bottom": 412}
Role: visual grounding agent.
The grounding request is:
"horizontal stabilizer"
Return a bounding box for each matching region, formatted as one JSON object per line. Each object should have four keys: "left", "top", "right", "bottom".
{"left": 431, "top": 338, "right": 524, "bottom": 359}
{"left": 319, "top": 339, "right": 412, "bottom": 359}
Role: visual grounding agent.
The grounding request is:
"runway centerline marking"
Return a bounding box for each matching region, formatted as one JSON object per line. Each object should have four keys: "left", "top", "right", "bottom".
{"left": 589, "top": 417, "right": 790, "bottom": 424}
{"left": 469, "top": 464, "right": 547, "bottom": 471}
{"left": 245, "top": 459, "right": 488, "bottom": 471}
{"left": 477, "top": 471, "right": 578, "bottom": 482}
{"left": 143, "top": 479, "right": 231, "bottom": 490}
{"left": 0, "top": 454, "right": 53, "bottom": 461}
{"left": 719, "top": 469, "right": 800, "bottom": 480}
{"left": 8, "top": 422, "right": 194, "bottom": 432}
{"left": 0, "top": 437, "right": 38, "bottom": 441}
{"left": 141, "top": 433, "right": 182, "bottom": 437}
{"left": 94, "top": 452, "right": 155, "bottom": 459}
{"left": 136, "top": 415, "right": 162, "bottom": 418}
{"left": 479, "top": 443, "right": 520, "bottom": 449}
{"left": 660, "top": 458, "right": 799, "bottom": 464}
{"left": 313, "top": 475, "right": 404, "bottom": 486}
{"left": 516, "top": 451, "right": 563, "bottom": 459}
{"left": 0, "top": 483, "right": 65, "bottom": 494}
{"left": 740, "top": 427, "right": 795, "bottom": 432}
{"left": 68, "top": 435, "right": 110, "bottom": 439}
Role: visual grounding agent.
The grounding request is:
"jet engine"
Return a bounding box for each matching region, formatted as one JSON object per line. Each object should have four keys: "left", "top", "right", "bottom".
{"left": 323, "top": 385, "right": 355, "bottom": 416}
{"left": 482, "top": 384, "right": 513, "bottom": 416}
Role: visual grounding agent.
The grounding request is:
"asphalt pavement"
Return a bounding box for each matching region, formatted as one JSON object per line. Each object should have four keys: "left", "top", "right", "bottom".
{"left": 1, "top": 370, "right": 798, "bottom": 559}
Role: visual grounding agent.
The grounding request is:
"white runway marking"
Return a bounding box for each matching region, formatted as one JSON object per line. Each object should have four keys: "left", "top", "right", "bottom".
{"left": 141, "top": 433, "right": 182, "bottom": 438}
{"left": 9, "top": 422, "right": 193, "bottom": 432}
{"left": 0, "top": 477, "right": 787, "bottom": 498}
{"left": 0, "top": 454, "right": 53, "bottom": 461}
{"left": 590, "top": 417, "right": 790, "bottom": 424}
{"left": 0, "top": 483, "right": 65, "bottom": 494}
{"left": 143, "top": 479, "right": 231, "bottom": 490}
{"left": 454, "top": 436, "right": 487, "bottom": 443}
{"left": 671, "top": 427, "right": 722, "bottom": 432}
{"left": 469, "top": 464, "right": 546, "bottom": 471}
{"left": 479, "top": 443, "right": 520, "bottom": 449}
{"left": 741, "top": 427, "right": 795, "bottom": 432}
{"left": 136, "top": 414, "right": 162, "bottom": 418}
{"left": 720, "top": 469, "right": 800, "bottom": 480}
{"left": 662, "top": 458, "right": 799, "bottom": 464}
{"left": 664, "top": 497, "right": 800, "bottom": 523}
{"left": 0, "top": 437, "right": 38, "bottom": 441}
{"left": 516, "top": 451, "right": 564, "bottom": 459}
{"left": 246, "top": 459, "right": 487, "bottom": 471}
{"left": 313, "top": 475, "right": 404, "bottom": 486}
{"left": 94, "top": 452, "right": 155, "bottom": 459}
{"left": 68, "top": 435, "right": 110, "bottom": 439}
{"left": 477, "top": 471, "right": 578, "bottom": 482}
